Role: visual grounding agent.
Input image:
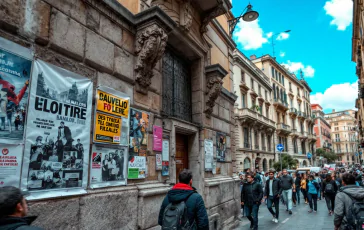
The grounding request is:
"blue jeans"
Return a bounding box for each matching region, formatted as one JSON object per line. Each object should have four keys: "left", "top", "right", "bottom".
{"left": 282, "top": 189, "right": 293, "bottom": 210}
{"left": 267, "top": 195, "right": 280, "bottom": 219}
{"left": 244, "top": 203, "right": 260, "bottom": 230}
{"left": 296, "top": 188, "right": 301, "bottom": 204}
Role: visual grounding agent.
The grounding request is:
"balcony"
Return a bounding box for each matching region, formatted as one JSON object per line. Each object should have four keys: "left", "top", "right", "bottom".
{"left": 254, "top": 145, "right": 259, "bottom": 150}
{"left": 277, "top": 123, "right": 291, "bottom": 135}
{"left": 333, "top": 139, "right": 341, "bottom": 143}
{"left": 273, "top": 98, "right": 289, "bottom": 111}
{"left": 308, "top": 133, "right": 317, "bottom": 142}
{"left": 262, "top": 146, "right": 267, "bottom": 151}
{"left": 291, "top": 128, "right": 299, "bottom": 137}
{"left": 299, "top": 131, "right": 308, "bottom": 140}
{"left": 297, "top": 94, "right": 302, "bottom": 103}
{"left": 236, "top": 108, "right": 275, "bottom": 129}
{"left": 297, "top": 111, "right": 306, "bottom": 120}
{"left": 244, "top": 142, "right": 250, "bottom": 149}
{"left": 289, "top": 108, "right": 298, "bottom": 117}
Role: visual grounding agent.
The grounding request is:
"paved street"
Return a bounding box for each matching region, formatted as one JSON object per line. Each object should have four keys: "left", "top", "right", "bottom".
{"left": 236, "top": 198, "right": 334, "bottom": 230}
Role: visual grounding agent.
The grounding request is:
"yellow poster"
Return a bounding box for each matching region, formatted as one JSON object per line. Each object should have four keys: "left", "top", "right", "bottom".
{"left": 94, "top": 112, "right": 122, "bottom": 144}
{"left": 96, "top": 90, "right": 129, "bottom": 118}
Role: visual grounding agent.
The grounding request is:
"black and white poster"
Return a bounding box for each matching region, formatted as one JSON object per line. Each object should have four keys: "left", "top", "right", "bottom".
{"left": 90, "top": 145, "right": 127, "bottom": 188}
{"left": 0, "top": 37, "right": 32, "bottom": 143}
{"left": 21, "top": 60, "right": 93, "bottom": 199}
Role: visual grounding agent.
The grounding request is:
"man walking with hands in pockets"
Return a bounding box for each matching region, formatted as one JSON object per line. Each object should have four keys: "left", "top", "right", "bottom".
{"left": 264, "top": 170, "right": 281, "bottom": 223}
{"left": 279, "top": 169, "right": 295, "bottom": 214}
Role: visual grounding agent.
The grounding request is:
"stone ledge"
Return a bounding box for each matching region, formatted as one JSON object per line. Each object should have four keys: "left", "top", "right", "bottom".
{"left": 204, "top": 176, "right": 236, "bottom": 187}
{"left": 221, "top": 88, "right": 238, "bottom": 103}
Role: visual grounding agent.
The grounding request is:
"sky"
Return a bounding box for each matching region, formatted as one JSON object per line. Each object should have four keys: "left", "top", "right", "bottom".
{"left": 231, "top": 0, "right": 357, "bottom": 113}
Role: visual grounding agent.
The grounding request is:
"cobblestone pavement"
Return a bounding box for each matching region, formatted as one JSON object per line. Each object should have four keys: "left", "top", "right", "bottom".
{"left": 236, "top": 198, "right": 335, "bottom": 230}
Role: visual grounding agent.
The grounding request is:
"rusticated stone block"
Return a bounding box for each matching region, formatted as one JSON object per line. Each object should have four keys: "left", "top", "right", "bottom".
{"left": 43, "top": 0, "right": 87, "bottom": 25}
{"left": 122, "top": 29, "right": 135, "bottom": 53}
{"left": 114, "top": 46, "right": 134, "bottom": 82}
{"left": 0, "top": 0, "right": 22, "bottom": 33}
{"left": 21, "top": 0, "right": 51, "bottom": 44}
{"left": 79, "top": 190, "right": 138, "bottom": 230}
{"left": 49, "top": 9, "right": 86, "bottom": 61}
{"left": 97, "top": 72, "right": 134, "bottom": 104}
{"left": 100, "top": 15, "right": 122, "bottom": 45}
{"left": 138, "top": 193, "right": 166, "bottom": 229}
{"left": 85, "top": 29, "right": 114, "bottom": 73}
{"left": 28, "top": 197, "right": 80, "bottom": 230}
{"left": 86, "top": 5, "right": 99, "bottom": 32}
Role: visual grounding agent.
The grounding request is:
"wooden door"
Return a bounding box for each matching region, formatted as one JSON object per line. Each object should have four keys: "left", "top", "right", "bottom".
{"left": 175, "top": 134, "right": 189, "bottom": 183}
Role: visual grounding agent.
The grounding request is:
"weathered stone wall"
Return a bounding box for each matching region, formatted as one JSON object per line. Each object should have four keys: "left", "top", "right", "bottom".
{"left": 0, "top": 0, "right": 239, "bottom": 229}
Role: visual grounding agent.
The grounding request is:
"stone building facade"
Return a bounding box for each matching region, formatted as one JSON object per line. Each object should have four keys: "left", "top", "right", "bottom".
{"left": 325, "top": 110, "right": 359, "bottom": 165}
{"left": 232, "top": 50, "right": 275, "bottom": 173}
{"left": 251, "top": 55, "right": 316, "bottom": 167}
{"left": 0, "top": 0, "right": 241, "bottom": 229}
{"left": 312, "top": 104, "right": 332, "bottom": 152}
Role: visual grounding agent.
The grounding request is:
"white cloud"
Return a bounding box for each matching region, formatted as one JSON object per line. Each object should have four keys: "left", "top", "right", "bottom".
{"left": 282, "top": 60, "right": 316, "bottom": 78}
{"left": 276, "top": 32, "right": 290, "bottom": 40}
{"left": 234, "top": 19, "right": 269, "bottom": 50}
{"left": 266, "top": 32, "right": 273, "bottom": 38}
{"left": 280, "top": 51, "right": 286, "bottom": 57}
{"left": 324, "top": 0, "right": 353, "bottom": 31}
{"left": 311, "top": 82, "right": 358, "bottom": 111}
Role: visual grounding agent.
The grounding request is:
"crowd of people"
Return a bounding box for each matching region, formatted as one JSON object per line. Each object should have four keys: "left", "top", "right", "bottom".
{"left": 239, "top": 166, "right": 364, "bottom": 230}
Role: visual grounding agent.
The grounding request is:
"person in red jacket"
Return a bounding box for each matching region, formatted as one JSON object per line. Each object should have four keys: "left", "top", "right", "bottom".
{"left": 0, "top": 79, "right": 29, "bottom": 106}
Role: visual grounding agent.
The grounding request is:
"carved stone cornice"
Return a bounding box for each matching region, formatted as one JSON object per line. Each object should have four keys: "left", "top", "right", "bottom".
{"left": 250, "top": 90, "right": 258, "bottom": 99}
{"left": 200, "top": 1, "right": 227, "bottom": 33}
{"left": 135, "top": 23, "right": 168, "bottom": 94}
{"left": 179, "top": 0, "right": 192, "bottom": 32}
{"left": 239, "top": 82, "right": 250, "bottom": 93}
{"left": 204, "top": 64, "right": 228, "bottom": 117}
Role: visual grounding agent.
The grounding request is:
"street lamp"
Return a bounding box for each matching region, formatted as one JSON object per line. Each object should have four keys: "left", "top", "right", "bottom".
{"left": 271, "top": 30, "right": 291, "bottom": 57}
{"left": 229, "top": 4, "right": 259, "bottom": 36}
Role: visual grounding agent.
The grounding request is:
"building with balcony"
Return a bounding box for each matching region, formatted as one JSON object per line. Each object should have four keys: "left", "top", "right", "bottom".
{"left": 352, "top": 0, "right": 364, "bottom": 165}
{"left": 233, "top": 50, "right": 275, "bottom": 173}
{"left": 325, "top": 109, "right": 358, "bottom": 165}
{"left": 312, "top": 104, "right": 332, "bottom": 165}
{"left": 251, "top": 55, "right": 315, "bottom": 167}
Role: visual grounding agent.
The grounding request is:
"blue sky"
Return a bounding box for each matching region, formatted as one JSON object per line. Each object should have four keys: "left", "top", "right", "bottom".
{"left": 231, "top": 0, "right": 356, "bottom": 113}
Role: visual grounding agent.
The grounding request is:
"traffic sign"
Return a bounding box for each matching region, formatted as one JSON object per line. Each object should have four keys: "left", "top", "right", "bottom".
{"left": 307, "top": 152, "right": 312, "bottom": 159}
{"left": 276, "top": 144, "right": 284, "bottom": 152}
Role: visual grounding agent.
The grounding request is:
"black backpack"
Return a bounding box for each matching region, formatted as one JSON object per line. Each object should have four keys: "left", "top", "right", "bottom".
{"left": 325, "top": 182, "right": 335, "bottom": 194}
{"left": 162, "top": 192, "right": 195, "bottom": 230}
{"left": 342, "top": 191, "right": 364, "bottom": 230}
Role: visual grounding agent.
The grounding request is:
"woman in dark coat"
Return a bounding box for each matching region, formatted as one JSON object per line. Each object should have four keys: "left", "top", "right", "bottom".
{"left": 322, "top": 174, "right": 338, "bottom": 215}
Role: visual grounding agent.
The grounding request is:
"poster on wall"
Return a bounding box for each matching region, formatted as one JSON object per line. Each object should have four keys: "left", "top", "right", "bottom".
{"left": 21, "top": 60, "right": 93, "bottom": 199}
{"left": 153, "top": 126, "right": 162, "bottom": 151}
{"left": 156, "top": 153, "right": 162, "bottom": 170}
{"left": 94, "top": 87, "right": 130, "bottom": 145}
{"left": 162, "top": 140, "right": 169, "bottom": 161}
{"left": 204, "top": 139, "right": 213, "bottom": 171}
{"left": 129, "top": 108, "right": 149, "bottom": 157}
{"left": 216, "top": 132, "right": 226, "bottom": 162}
{"left": 128, "top": 156, "right": 146, "bottom": 179}
{"left": 89, "top": 145, "right": 127, "bottom": 188}
{"left": 0, "top": 144, "right": 24, "bottom": 187}
{"left": 0, "top": 37, "right": 33, "bottom": 144}
{"left": 162, "top": 161, "right": 169, "bottom": 176}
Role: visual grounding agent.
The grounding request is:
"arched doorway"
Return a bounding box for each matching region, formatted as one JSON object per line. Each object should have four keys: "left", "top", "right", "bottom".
{"left": 263, "top": 158, "right": 268, "bottom": 172}
{"left": 303, "top": 160, "right": 307, "bottom": 166}
{"left": 244, "top": 157, "right": 251, "bottom": 170}
{"left": 269, "top": 159, "right": 273, "bottom": 169}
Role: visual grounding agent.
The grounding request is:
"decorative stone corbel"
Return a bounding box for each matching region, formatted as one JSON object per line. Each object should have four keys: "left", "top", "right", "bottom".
{"left": 179, "top": 0, "right": 192, "bottom": 31}
{"left": 204, "top": 64, "right": 228, "bottom": 117}
{"left": 135, "top": 24, "right": 168, "bottom": 94}
{"left": 200, "top": 1, "right": 227, "bottom": 33}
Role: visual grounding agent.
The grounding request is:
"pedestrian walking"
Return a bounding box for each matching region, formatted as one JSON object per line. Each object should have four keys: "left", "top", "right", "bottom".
{"left": 294, "top": 173, "right": 301, "bottom": 205}
{"left": 315, "top": 173, "right": 322, "bottom": 200}
{"left": 307, "top": 175, "right": 320, "bottom": 213}
{"left": 322, "top": 173, "right": 338, "bottom": 216}
{"left": 279, "top": 169, "right": 295, "bottom": 214}
{"left": 158, "top": 169, "right": 209, "bottom": 229}
{"left": 0, "top": 186, "right": 44, "bottom": 230}
{"left": 264, "top": 170, "right": 281, "bottom": 223}
{"left": 334, "top": 173, "right": 364, "bottom": 230}
{"left": 301, "top": 174, "right": 308, "bottom": 204}
{"left": 241, "top": 173, "right": 263, "bottom": 230}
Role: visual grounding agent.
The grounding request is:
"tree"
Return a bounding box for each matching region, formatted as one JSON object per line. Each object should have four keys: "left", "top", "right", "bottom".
{"left": 316, "top": 148, "right": 338, "bottom": 164}
{"left": 273, "top": 154, "right": 297, "bottom": 171}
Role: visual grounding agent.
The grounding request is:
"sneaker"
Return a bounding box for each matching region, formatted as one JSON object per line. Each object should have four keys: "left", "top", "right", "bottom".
{"left": 293, "top": 204, "right": 297, "bottom": 207}
{"left": 274, "top": 218, "right": 279, "bottom": 223}
{"left": 289, "top": 210, "right": 292, "bottom": 215}
{"left": 272, "top": 217, "right": 275, "bottom": 222}
{"left": 314, "top": 210, "right": 317, "bottom": 213}
{"left": 308, "top": 210, "right": 313, "bottom": 213}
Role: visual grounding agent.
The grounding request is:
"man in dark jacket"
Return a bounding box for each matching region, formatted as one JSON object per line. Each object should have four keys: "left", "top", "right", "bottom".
{"left": 241, "top": 173, "right": 263, "bottom": 230}
{"left": 158, "top": 169, "right": 209, "bottom": 230}
{"left": 0, "top": 186, "right": 43, "bottom": 230}
{"left": 264, "top": 170, "right": 281, "bottom": 223}
{"left": 334, "top": 173, "right": 364, "bottom": 230}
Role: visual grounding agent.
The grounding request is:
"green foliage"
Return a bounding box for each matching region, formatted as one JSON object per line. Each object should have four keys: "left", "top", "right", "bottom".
{"left": 316, "top": 148, "right": 338, "bottom": 163}
{"left": 273, "top": 154, "right": 297, "bottom": 171}
{"left": 250, "top": 105, "right": 260, "bottom": 112}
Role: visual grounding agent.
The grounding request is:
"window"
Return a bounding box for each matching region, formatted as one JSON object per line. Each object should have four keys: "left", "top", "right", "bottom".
{"left": 336, "top": 144, "right": 341, "bottom": 153}
{"left": 335, "top": 127, "right": 339, "bottom": 131}
{"left": 251, "top": 79, "right": 254, "bottom": 90}
{"left": 266, "top": 107, "right": 269, "bottom": 118}
{"left": 258, "top": 85, "right": 261, "bottom": 96}
{"left": 289, "top": 82, "right": 292, "bottom": 91}
{"left": 261, "top": 133, "right": 265, "bottom": 148}
{"left": 293, "top": 138, "right": 298, "bottom": 153}
{"left": 271, "top": 67, "right": 275, "bottom": 78}
{"left": 242, "top": 94, "right": 246, "bottom": 108}
{"left": 275, "top": 70, "right": 278, "bottom": 80}
{"left": 255, "top": 131, "right": 259, "bottom": 149}
{"left": 259, "top": 105, "right": 263, "bottom": 114}
{"left": 265, "top": 90, "right": 268, "bottom": 100}
{"left": 290, "top": 98, "right": 293, "bottom": 108}
{"left": 335, "top": 134, "right": 340, "bottom": 141}
{"left": 241, "top": 70, "right": 245, "bottom": 82}
{"left": 282, "top": 76, "right": 285, "bottom": 86}
{"left": 252, "top": 98, "right": 256, "bottom": 107}
{"left": 267, "top": 135, "right": 272, "bottom": 151}
{"left": 297, "top": 88, "right": 300, "bottom": 96}
{"left": 243, "top": 127, "right": 250, "bottom": 148}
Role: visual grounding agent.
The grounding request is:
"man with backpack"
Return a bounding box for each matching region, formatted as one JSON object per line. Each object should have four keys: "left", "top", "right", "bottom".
{"left": 334, "top": 173, "right": 364, "bottom": 230}
{"left": 322, "top": 174, "right": 338, "bottom": 215}
{"left": 158, "top": 169, "right": 209, "bottom": 230}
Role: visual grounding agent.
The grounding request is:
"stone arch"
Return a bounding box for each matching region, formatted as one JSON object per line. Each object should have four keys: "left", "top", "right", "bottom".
{"left": 244, "top": 157, "right": 251, "bottom": 170}
{"left": 263, "top": 158, "right": 268, "bottom": 172}
{"left": 269, "top": 159, "right": 273, "bottom": 169}
{"left": 303, "top": 160, "right": 308, "bottom": 166}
